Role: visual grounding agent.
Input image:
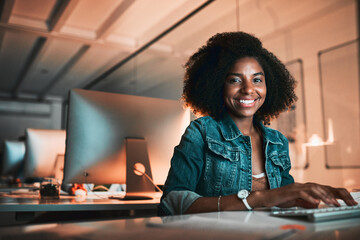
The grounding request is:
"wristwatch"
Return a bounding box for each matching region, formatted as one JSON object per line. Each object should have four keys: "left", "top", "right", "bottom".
{"left": 237, "top": 189, "right": 252, "bottom": 210}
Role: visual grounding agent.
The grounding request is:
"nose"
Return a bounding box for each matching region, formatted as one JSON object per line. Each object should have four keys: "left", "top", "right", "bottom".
{"left": 240, "top": 80, "right": 255, "bottom": 94}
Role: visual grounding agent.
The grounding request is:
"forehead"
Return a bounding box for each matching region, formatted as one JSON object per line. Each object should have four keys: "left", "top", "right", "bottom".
{"left": 228, "top": 57, "right": 264, "bottom": 73}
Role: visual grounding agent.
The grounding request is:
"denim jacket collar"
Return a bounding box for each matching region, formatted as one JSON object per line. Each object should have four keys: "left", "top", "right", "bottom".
{"left": 218, "top": 113, "right": 242, "bottom": 141}
{"left": 257, "top": 121, "right": 283, "bottom": 145}
{"left": 218, "top": 113, "right": 283, "bottom": 145}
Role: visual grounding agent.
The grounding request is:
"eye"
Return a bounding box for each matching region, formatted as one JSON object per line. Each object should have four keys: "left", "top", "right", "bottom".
{"left": 253, "top": 77, "right": 263, "bottom": 83}
{"left": 227, "top": 77, "right": 241, "bottom": 84}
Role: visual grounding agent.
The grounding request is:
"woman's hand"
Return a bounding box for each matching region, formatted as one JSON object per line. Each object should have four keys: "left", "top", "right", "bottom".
{"left": 254, "top": 183, "right": 358, "bottom": 208}
{"left": 187, "top": 183, "right": 357, "bottom": 214}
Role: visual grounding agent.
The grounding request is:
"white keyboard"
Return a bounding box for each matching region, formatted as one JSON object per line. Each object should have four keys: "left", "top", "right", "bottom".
{"left": 86, "top": 191, "right": 125, "bottom": 199}
{"left": 271, "top": 205, "right": 360, "bottom": 222}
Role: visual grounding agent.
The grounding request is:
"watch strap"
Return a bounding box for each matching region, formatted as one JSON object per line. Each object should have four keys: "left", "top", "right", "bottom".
{"left": 242, "top": 197, "right": 252, "bottom": 210}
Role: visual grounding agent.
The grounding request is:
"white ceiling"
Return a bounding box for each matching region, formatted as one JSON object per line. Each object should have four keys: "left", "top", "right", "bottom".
{"left": 0, "top": 0, "right": 353, "bottom": 101}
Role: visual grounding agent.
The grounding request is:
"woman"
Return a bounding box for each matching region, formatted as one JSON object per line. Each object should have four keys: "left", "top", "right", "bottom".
{"left": 158, "top": 32, "right": 357, "bottom": 216}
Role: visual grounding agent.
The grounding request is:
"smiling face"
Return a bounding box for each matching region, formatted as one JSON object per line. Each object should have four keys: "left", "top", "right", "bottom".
{"left": 223, "top": 57, "right": 266, "bottom": 122}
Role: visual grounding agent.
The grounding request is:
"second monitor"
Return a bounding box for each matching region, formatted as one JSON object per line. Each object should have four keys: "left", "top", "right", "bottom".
{"left": 1, "top": 140, "right": 25, "bottom": 180}
{"left": 23, "top": 128, "right": 66, "bottom": 182}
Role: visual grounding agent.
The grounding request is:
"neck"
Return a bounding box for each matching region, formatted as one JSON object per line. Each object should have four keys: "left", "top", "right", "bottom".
{"left": 230, "top": 116, "right": 256, "bottom": 136}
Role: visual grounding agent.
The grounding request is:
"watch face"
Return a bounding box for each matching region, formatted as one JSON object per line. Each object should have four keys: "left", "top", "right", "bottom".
{"left": 237, "top": 190, "right": 249, "bottom": 199}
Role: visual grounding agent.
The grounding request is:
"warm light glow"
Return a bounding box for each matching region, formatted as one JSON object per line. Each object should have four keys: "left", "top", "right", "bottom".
{"left": 303, "top": 118, "right": 335, "bottom": 147}
{"left": 326, "top": 118, "right": 334, "bottom": 144}
{"left": 306, "top": 134, "right": 323, "bottom": 146}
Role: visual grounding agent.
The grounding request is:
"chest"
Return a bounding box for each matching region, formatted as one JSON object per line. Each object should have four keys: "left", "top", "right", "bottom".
{"left": 196, "top": 136, "right": 289, "bottom": 196}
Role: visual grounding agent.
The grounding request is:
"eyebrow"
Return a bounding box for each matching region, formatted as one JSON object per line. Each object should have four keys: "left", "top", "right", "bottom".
{"left": 227, "top": 72, "right": 265, "bottom": 77}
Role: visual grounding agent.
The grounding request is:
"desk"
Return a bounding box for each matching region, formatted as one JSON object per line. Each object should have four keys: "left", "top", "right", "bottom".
{"left": 0, "top": 210, "right": 359, "bottom": 239}
{"left": 0, "top": 191, "right": 160, "bottom": 226}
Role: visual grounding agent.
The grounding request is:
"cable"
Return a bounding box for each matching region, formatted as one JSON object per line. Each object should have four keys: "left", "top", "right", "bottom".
{"left": 133, "top": 168, "right": 163, "bottom": 193}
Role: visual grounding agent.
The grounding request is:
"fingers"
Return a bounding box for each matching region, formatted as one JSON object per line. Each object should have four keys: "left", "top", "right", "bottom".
{"left": 266, "top": 183, "right": 318, "bottom": 208}
{"left": 297, "top": 183, "right": 357, "bottom": 207}
{"left": 333, "top": 188, "right": 358, "bottom": 206}
{"left": 304, "top": 183, "right": 334, "bottom": 206}
{"left": 316, "top": 186, "right": 357, "bottom": 206}
{"left": 313, "top": 185, "right": 340, "bottom": 206}
{"left": 266, "top": 183, "right": 358, "bottom": 208}
{"left": 298, "top": 189, "right": 321, "bottom": 206}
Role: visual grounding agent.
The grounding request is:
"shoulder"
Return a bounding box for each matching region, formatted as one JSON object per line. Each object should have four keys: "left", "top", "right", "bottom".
{"left": 193, "top": 116, "right": 216, "bottom": 124}
{"left": 188, "top": 116, "right": 218, "bottom": 131}
{"left": 180, "top": 116, "right": 210, "bottom": 142}
{"left": 181, "top": 116, "right": 219, "bottom": 142}
{"left": 176, "top": 117, "right": 218, "bottom": 153}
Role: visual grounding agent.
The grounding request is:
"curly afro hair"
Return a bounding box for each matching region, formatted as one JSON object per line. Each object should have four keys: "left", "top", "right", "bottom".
{"left": 182, "top": 32, "right": 297, "bottom": 124}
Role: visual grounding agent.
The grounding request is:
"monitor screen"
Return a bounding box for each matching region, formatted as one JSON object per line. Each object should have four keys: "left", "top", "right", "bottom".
{"left": 63, "top": 89, "right": 190, "bottom": 189}
{"left": 1, "top": 140, "right": 25, "bottom": 178}
{"left": 23, "top": 128, "right": 66, "bottom": 180}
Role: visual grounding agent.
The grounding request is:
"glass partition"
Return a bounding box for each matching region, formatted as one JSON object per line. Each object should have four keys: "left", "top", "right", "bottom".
{"left": 319, "top": 39, "right": 360, "bottom": 168}
{"left": 270, "top": 59, "right": 308, "bottom": 169}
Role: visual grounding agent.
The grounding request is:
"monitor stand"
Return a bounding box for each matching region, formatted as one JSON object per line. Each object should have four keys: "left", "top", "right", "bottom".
{"left": 111, "top": 138, "right": 156, "bottom": 201}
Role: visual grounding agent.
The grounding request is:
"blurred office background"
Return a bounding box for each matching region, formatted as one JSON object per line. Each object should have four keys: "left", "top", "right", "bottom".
{"left": 0, "top": 0, "right": 359, "bottom": 189}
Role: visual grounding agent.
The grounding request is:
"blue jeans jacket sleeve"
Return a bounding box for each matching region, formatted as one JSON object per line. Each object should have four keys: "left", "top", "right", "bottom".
{"left": 158, "top": 120, "right": 205, "bottom": 215}
{"left": 280, "top": 167, "right": 294, "bottom": 186}
{"left": 158, "top": 190, "right": 201, "bottom": 215}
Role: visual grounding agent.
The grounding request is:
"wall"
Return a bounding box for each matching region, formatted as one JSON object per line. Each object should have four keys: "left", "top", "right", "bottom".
{"left": 262, "top": 1, "right": 359, "bottom": 189}
{"left": 0, "top": 99, "right": 63, "bottom": 150}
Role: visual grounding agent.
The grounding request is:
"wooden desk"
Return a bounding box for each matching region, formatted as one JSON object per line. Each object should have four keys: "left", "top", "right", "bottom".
{"left": 0, "top": 191, "right": 160, "bottom": 226}
{"left": 0, "top": 210, "right": 359, "bottom": 239}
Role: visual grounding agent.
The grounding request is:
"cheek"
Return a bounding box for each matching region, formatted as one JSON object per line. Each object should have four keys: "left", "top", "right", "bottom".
{"left": 259, "top": 86, "right": 267, "bottom": 98}
{"left": 260, "top": 89, "right": 267, "bottom": 106}
{"left": 223, "top": 85, "right": 238, "bottom": 97}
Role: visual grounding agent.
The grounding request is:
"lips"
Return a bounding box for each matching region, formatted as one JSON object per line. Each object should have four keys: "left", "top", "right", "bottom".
{"left": 235, "top": 98, "right": 259, "bottom": 107}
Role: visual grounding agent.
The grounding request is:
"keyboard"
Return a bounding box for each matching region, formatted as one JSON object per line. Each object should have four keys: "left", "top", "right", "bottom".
{"left": 271, "top": 205, "right": 360, "bottom": 222}
{"left": 86, "top": 191, "right": 125, "bottom": 199}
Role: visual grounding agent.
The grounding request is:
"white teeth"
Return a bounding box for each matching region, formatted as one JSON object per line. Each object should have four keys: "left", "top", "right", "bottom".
{"left": 239, "top": 99, "right": 255, "bottom": 104}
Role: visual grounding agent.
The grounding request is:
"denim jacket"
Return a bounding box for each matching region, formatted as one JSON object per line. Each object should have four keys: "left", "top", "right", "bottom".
{"left": 158, "top": 113, "right": 294, "bottom": 216}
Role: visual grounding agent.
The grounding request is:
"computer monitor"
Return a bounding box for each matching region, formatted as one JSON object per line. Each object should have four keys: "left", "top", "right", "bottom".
{"left": 23, "top": 128, "right": 66, "bottom": 181}
{"left": 63, "top": 89, "right": 190, "bottom": 197}
{"left": 0, "top": 140, "right": 25, "bottom": 179}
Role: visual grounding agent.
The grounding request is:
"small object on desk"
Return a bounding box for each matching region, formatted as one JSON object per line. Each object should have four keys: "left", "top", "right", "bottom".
{"left": 280, "top": 224, "right": 307, "bottom": 230}
{"left": 39, "top": 178, "right": 60, "bottom": 200}
{"left": 74, "top": 189, "right": 87, "bottom": 196}
{"left": 69, "top": 183, "right": 88, "bottom": 195}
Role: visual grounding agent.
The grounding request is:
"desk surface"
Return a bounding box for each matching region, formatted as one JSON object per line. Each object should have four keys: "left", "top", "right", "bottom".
{"left": 0, "top": 210, "right": 359, "bottom": 240}
{"left": 0, "top": 190, "right": 160, "bottom": 226}
{"left": 0, "top": 191, "right": 160, "bottom": 212}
